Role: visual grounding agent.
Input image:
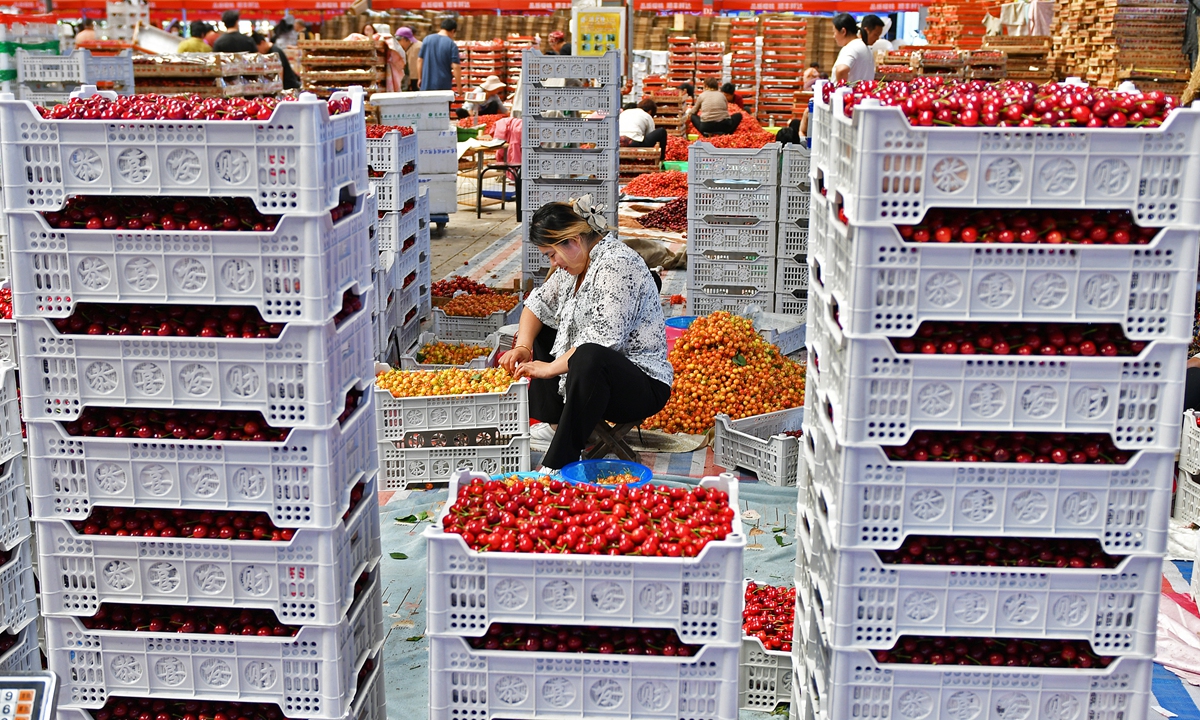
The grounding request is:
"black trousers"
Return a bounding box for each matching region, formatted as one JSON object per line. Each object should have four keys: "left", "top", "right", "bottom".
{"left": 629, "top": 128, "right": 668, "bottom": 162}
{"left": 690, "top": 113, "right": 742, "bottom": 136}
{"left": 1186, "top": 367, "right": 1200, "bottom": 411}
{"left": 528, "top": 327, "right": 671, "bottom": 469}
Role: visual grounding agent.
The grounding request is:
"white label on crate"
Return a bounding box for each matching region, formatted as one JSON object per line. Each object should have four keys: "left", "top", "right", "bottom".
{"left": 1061, "top": 492, "right": 1100, "bottom": 524}
{"left": 125, "top": 257, "right": 159, "bottom": 291}
{"left": 1001, "top": 593, "right": 1039, "bottom": 624}
{"left": 233, "top": 468, "right": 267, "bottom": 498}
{"left": 244, "top": 661, "right": 277, "bottom": 689}
{"left": 636, "top": 681, "right": 671, "bottom": 711}
{"left": 1083, "top": 274, "right": 1122, "bottom": 309}
{"left": 637, "top": 583, "right": 673, "bottom": 613}
{"left": 994, "top": 693, "right": 1032, "bottom": 720}
{"left": 977, "top": 272, "right": 1015, "bottom": 308}
{"left": 910, "top": 489, "right": 947, "bottom": 521}
{"left": 132, "top": 362, "right": 166, "bottom": 395}
{"left": 1010, "top": 490, "right": 1049, "bottom": 523}
{"left": 69, "top": 148, "right": 104, "bottom": 182}
{"left": 179, "top": 364, "right": 214, "bottom": 395}
{"left": 931, "top": 157, "right": 970, "bottom": 194}
{"left": 589, "top": 582, "right": 626, "bottom": 612}
{"left": 959, "top": 489, "right": 996, "bottom": 522}
{"left": 147, "top": 562, "right": 180, "bottom": 592}
{"left": 175, "top": 258, "right": 209, "bottom": 292}
{"left": 1051, "top": 595, "right": 1090, "bottom": 626}
{"left": 87, "top": 361, "right": 120, "bottom": 393}
{"left": 110, "top": 654, "right": 143, "bottom": 684}
{"left": 1038, "top": 158, "right": 1078, "bottom": 195}
{"left": 103, "top": 560, "right": 135, "bottom": 590}
{"left": 79, "top": 256, "right": 112, "bottom": 290}
{"left": 215, "top": 149, "right": 251, "bottom": 184}
{"left": 952, "top": 592, "right": 988, "bottom": 623}
{"left": 155, "top": 656, "right": 188, "bottom": 686}
{"left": 967, "top": 383, "right": 1006, "bottom": 418}
{"left": 166, "top": 149, "right": 203, "bottom": 183}
{"left": 589, "top": 679, "right": 621, "bottom": 708}
{"left": 494, "top": 579, "right": 529, "bottom": 610}
{"left": 239, "top": 566, "right": 272, "bottom": 595}
{"left": 897, "top": 690, "right": 934, "bottom": 719}
{"left": 199, "top": 658, "right": 233, "bottom": 687}
{"left": 117, "top": 148, "right": 152, "bottom": 183}
{"left": 984, "top": 157, "right": 1023, "bottom": 195}
{"left": 917, "top": 383, "right": 954, "bottom": 417}
{"left": 496, "top": 676, "right": 529, "bottom": 705}
{"left": 945, "top": 691, "right": 982, "bottom": 720}
{"left": 541, "top": 580, "right": 576, "bottom": 611}
{"left": 187, "top": 466, "right": 221, "bottom": 497}
{"left": 1043, "top": 694, "right": 1080, "bottom": 720}
{"left": 94, "top": 462, "right": 128, "bottom": 493}
{"left": 1020, "top": 385, "right": 1059, "bottom": 418}
{"left": 194, "top": 564, "right": 227, "bottom": 593}
{"left": 924, "top": 272, "right": 963, "bottom": 307}
{"left": 1030, "top": 273, "right": 1070, "bottom": 308}
{"left": 1093, "top": 159, "right": 1132, "bottom": 196}
{"left": 903, "top": 592, "right": 937, "bottom": 622}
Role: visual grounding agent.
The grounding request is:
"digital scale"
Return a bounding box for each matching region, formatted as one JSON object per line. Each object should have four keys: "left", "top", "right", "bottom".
{"left": 0, "top": 673, "right": 57, "bottom": 720}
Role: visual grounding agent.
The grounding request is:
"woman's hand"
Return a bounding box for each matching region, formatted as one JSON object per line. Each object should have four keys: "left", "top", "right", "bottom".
{"left": 513, "top": 361, "right": 559, "bottom": 380}
{"left": 499, "top": 346, "right": 531, "bottom": 374}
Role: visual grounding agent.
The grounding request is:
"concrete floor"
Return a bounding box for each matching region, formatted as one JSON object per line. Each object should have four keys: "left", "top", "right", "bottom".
{"left": 428, "top": 205, "right": 519, "bottom": 281}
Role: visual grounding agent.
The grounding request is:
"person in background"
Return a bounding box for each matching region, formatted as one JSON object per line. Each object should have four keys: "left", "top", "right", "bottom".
{"left": 802, "top": 62, "right": 821, "bottom": 90}
{"left": 272, "top": 16, "right": 298, "bottom": 48}
{"left": 177, "top": 21, "right": 212, "bottom": 52}
{"left": 619, "top": 99, "right": 668, "bottom": 162}
{"left": 418, "top": 18, "right": 462, "bottom": 93}
{"left": 212, "top": 10, "right": 257, "bottom": 53}
{"left": 204, "top": 27, "right": 221, "bottom": 47}
{"left": 678, "top": 82, "right": 695, "bottom": 103}
{"left": 685, "top": 77, "right": 742, "bottom": 137}
{"left": 293, "top": 20, "right": 308, "bottom": 41}
{"left": 860, "top": 15, "right": 887, "bottom": 51}
{"left": 831, "top": 13, "right": 874, "bottom": 84}
{"left": 74, "top": 18, "right": 97, "bottom": 43}
{"left": 395, "top": 27, "right": 421, "bottom": 90}
{"left": 869, "top": 15, "right": 895, "bottom": 54}
{"left": 466, "top": 75, "right": 509, "bottom": 116}
{"left": 166, "top": 20, "right": 182, "bottom": 36}
{"left": 253, "top": 32, "right": 300, "bottom": 90}
{"left": 721, "top": 82, "right": 745, "bottom": 109}
{"left": 361, "top": 23, "right": 377, "bottom": 36}
{"left": 546, "top": 30, "right": 569, "bottom": 55}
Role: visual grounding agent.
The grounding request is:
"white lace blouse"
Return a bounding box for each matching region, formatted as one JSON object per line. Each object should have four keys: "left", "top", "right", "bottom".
{"left": 524, "top": 234, "right": 673, "bottom": 396}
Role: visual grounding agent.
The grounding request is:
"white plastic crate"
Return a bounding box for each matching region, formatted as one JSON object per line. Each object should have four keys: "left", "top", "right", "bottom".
{"left": 429, "top": 634, "right": 737, "bottom": 720}
{"left": 419, "top": 174, "right": 458, "bottom": 215}
{"left": 739, "top": 636, "right": 792, "bottom": 712}
{"left": 806, "top": 287, "right": 1188, "bottom": 449}
{"left": 807, "top": 191, "right": 1200, "bottom": 342}
{"left": 8, "top": 190, "right": 376, "bottom": 324}
{"left": 797, "top": 496, "right": 1162, "bottom": 656}
{"left": 774, "top": 293, "right": 807, "bottom": 317}
{"left": 373, "top": 252, "right": 394, "bottom": 315}
{"left": 713, "top": 407, "right": 804, "bottom": 486}
{"left": 0, "top": 319, "right": 16, "bottom": 367}
{"left": 365, "top": 127, "right": 417, "bottom": 175}
{"left": 775, "top": 259, "right": 809, "bottom": 297}
{"left": 17, "top": 299, "right": 374, "bottom": 428}
{"left": 524, "top": 180, "right": 618, "bottom": 216}
{"left": 0, "top": 366, "right": 23, "bottom": 466}
{"left": 521, "top": 51, "right": 620, "bottom": 87}
{"left": 399, "top": 331, "right": 500, "bottom": 370}
{"left": 0, "top": 86, "right": 368, "bottom": 215}
{"left": 0, "top": 455, "right": 29, "bottom": 552}
{"left": 0, "top": 542, "right": 36, "bottom": 636}
{"left": 778, "top": 186, "right": 811, "bottom": 224}
{"left": 378, "top": 435, "right": 530, "bottom": 491}
{"left": 524, "top": 148, "right": 618, "bottom": 182}
{"left": 688, "top": 218, "right": 777, "bottom": 258}
{"left": 756, "top": 319, "right": 807, "bottom": 357}
{"left": 50, "top": 568, "right": 384, "bottom": 718}
{"left": 375, "top": 378, "right": 529, "bottom": 443}
{"left": 432, "top": 294, "right": 523, "bottom": 342}
{"left": 688, "top": 256, "right": 776, "bottom": 298}
{"left": 377, "top": 209, "right": 419, "bottom": 253}
{"left": 781, "top": 144, "right": 811, "bottom": 188}
{"left": 390, "top": 316, "right": 421, "bottom": 359}
{"left": 1180, "top": 409, "right": 1200, "bottom": 474}
{"left": 369, "top": 90, "right": 454, "bottom": 131}
{"left": 777, "top": 221, "right": 808, "bottom": 259}
{"left": 425, "top": 470, "right": 746, "bottom": 643}
{"left": 688, "top": 289, "right": 775, "bottom": 318}
{"left": 1174, "top": 468, "right": 1200, "bottom": 526}
{"left": 688, "top": 181, "right": 778, "bottom": 223}
{"left": 525, "top": 85, "right": 619, "bottom": 117}
{"left": 0, "top": 624, "right": 39, "bottom": 673}
{"left": 689, "top": 142, "right": 781, "bottom": 186}
{"left": 36, "top": 473, "right": 382, "bottom": 624}
{"left": 522, "top": 116, "right": 619, "bottom": 150}
{"left": 17, "top": 48, "right": 133, "bottom": 93}
{"left": 808, "top": 83, "right": 833, "bottom": 180}
{"left": 27, "top": 392, "right": 377, "bottom": 528}
{"left": 823, "top": 86, "right": 1200, "bottom": 227}
{"left": 370, "top": 169, "right": 419, "bottom": 212}
{"left": 802, "top": 407, "right": 1173, "bottom": 556}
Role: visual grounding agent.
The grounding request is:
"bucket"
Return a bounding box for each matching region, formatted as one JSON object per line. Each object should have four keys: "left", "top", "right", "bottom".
{"left": 665, "top": 315, "right": 698, "bottom": 353}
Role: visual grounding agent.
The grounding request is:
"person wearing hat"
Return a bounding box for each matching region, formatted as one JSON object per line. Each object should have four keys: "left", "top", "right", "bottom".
{"left": 547, "top": 30, "right": 569, "bottom": 55}
{"left": 467, "top": 75, "right": 509, "bottom": 116}
{"left": 395, "top": 27, "right": 421, "bottom": 91}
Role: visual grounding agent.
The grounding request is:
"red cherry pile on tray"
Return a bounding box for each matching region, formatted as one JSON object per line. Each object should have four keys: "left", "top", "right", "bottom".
{"left": 897, "top": 208, "right": 1159, "bottom": 245}
{"left": 431, "top": 275, "right": 496, "bottom": 297}
{"left": 38, "top": 94, "right": 352, "bottom": 120}
{"left": 54, "top": 304, "right": 282, "bottom": 338}
{"left": 0, "top": 288, "right": 10, "bottom": 320}
{"left": 442, "top": 478, "right": 735, "bottom": 556}
{"left": 0, "top": 630, "right": 17, "bottom": 657}
{"left": 329, "top": 197, "right": 359, "bottom": 223}
{"left": 889, "top": 322, "right": 1143, "bottom": 357}
{"left": 885, "top": 430, "right": 1132, "bottom": 465}
{"left": 401, "top": 198, "right": 417, "bottom": 215}
{"left": 42, "top": 196, "right": 281, "bottom": 232}
{"left": 366, "top": 124, "right": 415, "bottom": 138}
{"left": 70, "top": 506, "right": 292, "bottom": 540}
{"left": 876, "top": 535, "right": 1122, "bottom": 569}
{"left": 469, "top": 623, "right": 699, "bottom": 656}
{"left": 743, "top": 582, "right": 795, "bottom": 652}
{"left": 65, "top": 408, "right": 291, "bottom": 441}
{"left": 834, "top": 77, "right": 1178, "bottom": 128}
{"left": 874, "top": 636, "right": 1112, "bottom": 669}
{"left": 82, "top": 605, "right": 298, "bottom": 636}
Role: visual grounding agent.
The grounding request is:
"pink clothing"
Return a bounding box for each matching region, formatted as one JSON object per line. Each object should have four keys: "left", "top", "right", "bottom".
{"left": 492, "top": 116, "right": 523, "bottom": 164}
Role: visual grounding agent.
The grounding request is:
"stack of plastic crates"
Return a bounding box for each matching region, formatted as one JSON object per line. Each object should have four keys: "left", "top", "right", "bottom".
{"left": 0, "top": 16, "right": 64, "bottom": 95}
{"left": 0, "top": 85, "right": 385, "bottom": 719}
{"left": 519, "top": 51, "right": 620, "bottom": 286}
{"left": 775, "top": 144, "right": 810, "bottom": 317}
{"left": 687, "top": 142, "right": 781, "bottom": 315}
{"left": 791, "top": 80, "right": 1200, "bottom": 720}
{"left": 367, "top": 124, "right": 429, "bottom": 360}
{"left": 370, "top": 89, "right": 458, "bottom": 220}
{"left": 16, "top": 47, "right": 134, "bottom": 106}
{"left": 424, "top": 468, "right": 748, "bottom": 720}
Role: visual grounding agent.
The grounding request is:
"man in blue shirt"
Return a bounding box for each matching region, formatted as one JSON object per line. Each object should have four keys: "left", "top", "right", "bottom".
{"left": 417, "top": 18, "right": 461, "bottom": 93}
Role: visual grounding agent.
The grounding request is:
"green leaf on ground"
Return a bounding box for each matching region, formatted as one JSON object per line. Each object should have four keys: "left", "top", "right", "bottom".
{"left": 389, "top": 552, "right": 409, "bottom": 560}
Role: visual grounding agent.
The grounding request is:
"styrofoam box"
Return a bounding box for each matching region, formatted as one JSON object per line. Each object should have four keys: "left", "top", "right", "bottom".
{"left": 428, "top": 635, "right": 738, "bottom": 720}
{"left": 781, "top": 143, "right": 811, "bottom": 188}
{"left": 798, "top": 628, "right": 1153, "bottom": 720}
{"left": 806, "top": 286, "right": 1188, "bottom": 449}
{"left": 432, "top": 294, "right": 523, "bottom": 342}
{"left": 688, "top": 256, "right": 776, "bottom": 298}
{"left": 524, "top": 180, "right": 618, "bottom": 217}
{"left": 417, "top": 127, "right": 459, "bottom": 175}
{"left": 0, "top": 542, "right": 37, "bottom": 636}
{"left": 50, "top": 567, "right": 384, "bottom": 718}
{"left": 17, "top": 298, "right": 374, "bottom": 427}
{"left": 17, "top": 48, "right": 134, "bottom": 92}
{"left": 27, "top": 392, "right": 377, "bottom": 527}
{"left": 521, "top": 50, "right": 620, "bottom": 87}
{"left": 690, "top": 142, "right": 781, "bottom": 186}
{"left": 1179, "top": 409, "right": 1200, "bottom": 474}
{"left": 37, "top": 473, "right": 382, "bottom": 624}
{"left": 0, "top": 454, "right": 30, "bottom": 552}
{"left": 375, "top": 378, "right": 529, "bottom": 443}
{"left": 689, "top": 217, "right": 777, "bottom": 258}
{"left": 807, "top": 191, "right": 1200, "bottom": 342}
{"left": 399, "top": 331, "right": 499, "bottom": 371}
{"left": 369, "top": 90, "right": 454, "bottom": 131}
{"left": 739, "top": 636, "right": 792, "bottom": 713}
{"left": 524, "top": 148, "right": 619, "bottom": 182}
{"left": 822, "top": 86, "right": 1200, "bottom": 227}
{"left": 713, "top": 407, "right": 804, "bottom": 486}
{"left": 778, "top": 221, "right": 808, "bottom": 260}
{"left": 688, "top": 289, "right": 775, "bottom": 318}
{"left": 8, "top": 190, "right": 376, "bottom": 325}
{"left": 379, "top": 435, "right": 530, "bottom": 491}
{"left": 425, "top": 470, "right": 746, "bottom": 644}
{"left": 1174, "top": 467, "right": 1200, "bottom": 526}
{"left": 797, "top": 496, "right": 1161, "bottom": 656}
{"left": 801, "top": 405, "right": 1172, "bottom": 555}
{"left": 774, "top": 293, "right": 807, "bottom": 317}
{"left": 0, "top": 87, "right": 368, "bottom": 215}
{"left": 522, "top": 116, "right": 618, "bottom": 151}
{"left": 0, "top": 624, "right": 39, "bottom": 673}
{"left": 377, "top": 208, "right": 420, "bottom": 253}
{"left": 688, "top": 181, "right": 778, "bottom": 223}
{"left": 365, "top": 127, "right": 417, "bottom": 175}
{"left": 419, "top": 174, "right": 458, "bottom": 215}
{"left": 370, "top": 169, "right": 419, "bottom": 212}
{"left": 775, "top": 258, "right": 809, "bottom": 297}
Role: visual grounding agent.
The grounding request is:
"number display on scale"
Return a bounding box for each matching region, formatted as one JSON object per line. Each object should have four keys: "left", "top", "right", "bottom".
{"left": 0, "top": 674, "right": 56, "bottom": 720}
